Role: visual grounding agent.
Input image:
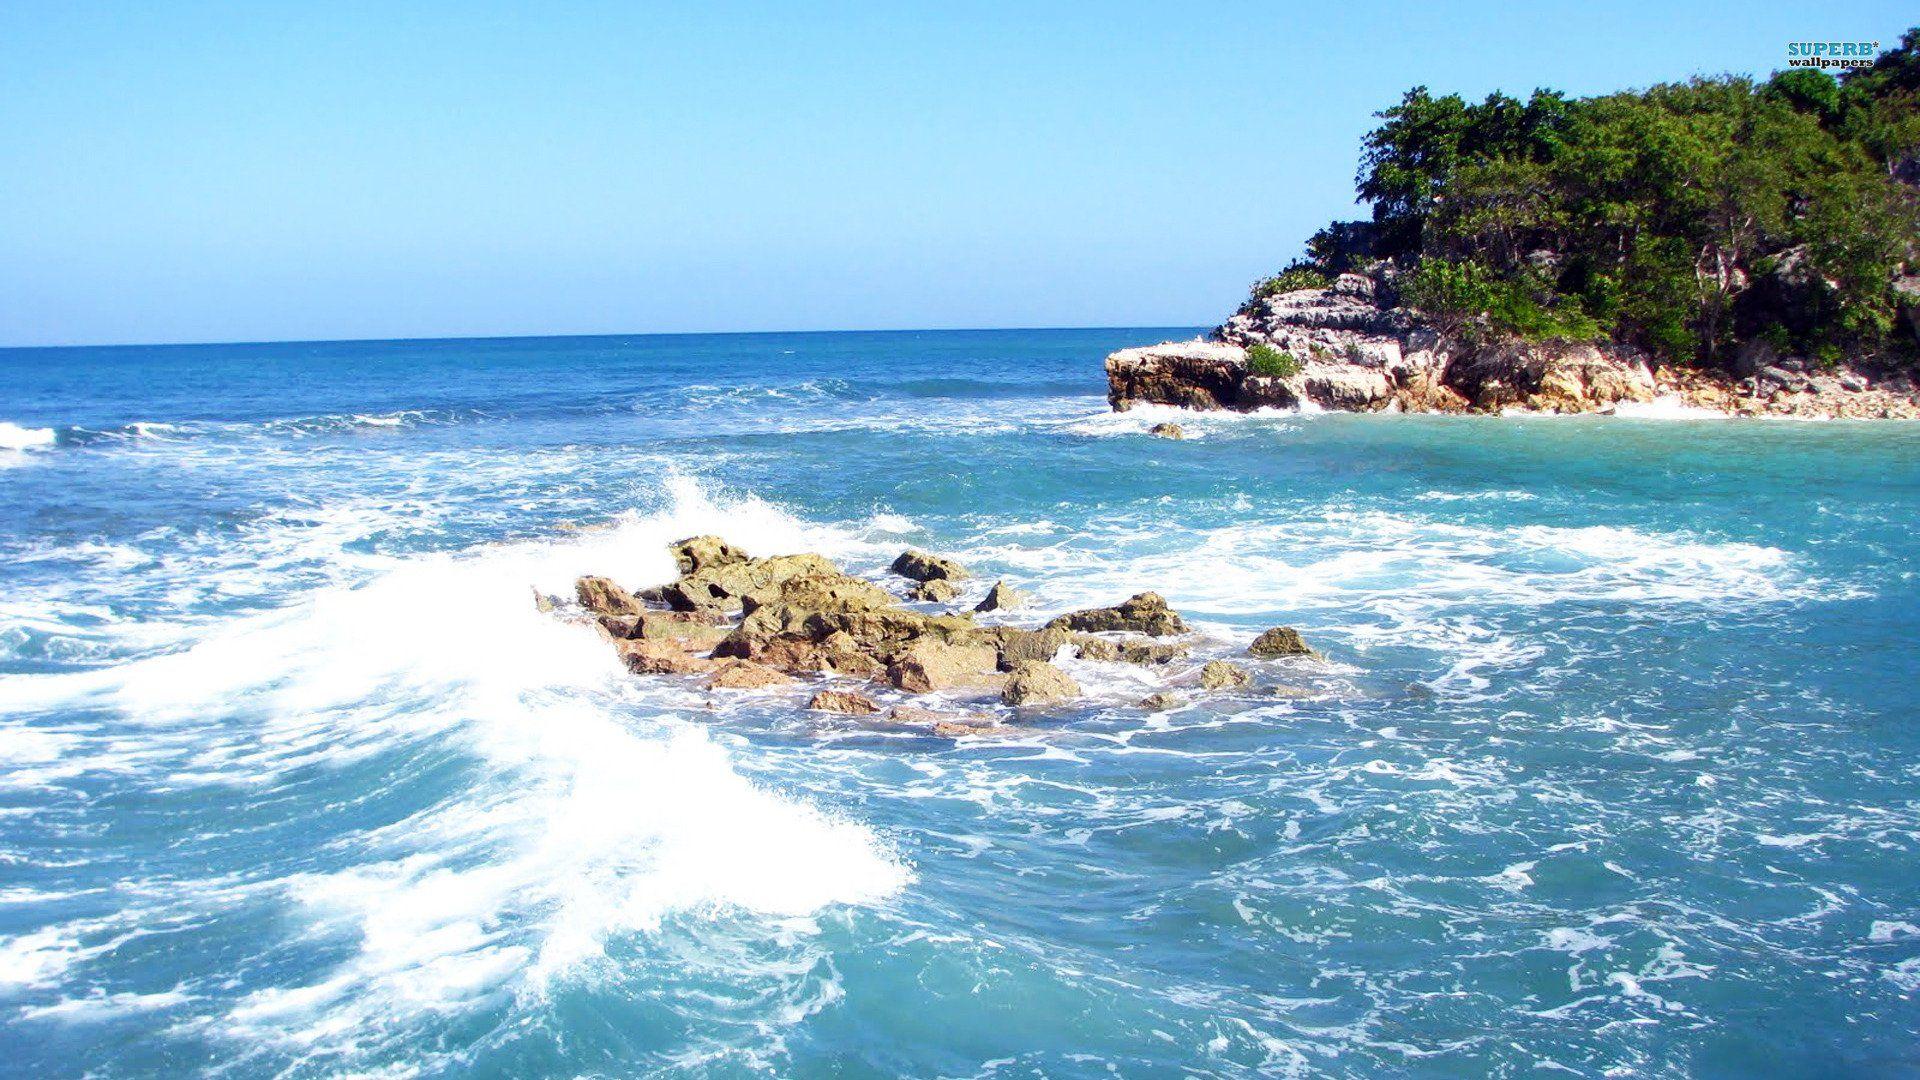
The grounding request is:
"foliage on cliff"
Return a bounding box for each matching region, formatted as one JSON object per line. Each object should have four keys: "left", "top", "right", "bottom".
{"left": 1273, "top": 30, "right": 1920, "bottom": 366}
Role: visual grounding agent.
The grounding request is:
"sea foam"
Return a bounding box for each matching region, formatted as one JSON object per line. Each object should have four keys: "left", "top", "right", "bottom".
{"left": 0, "top": 477, "right": 910, "bottom": 1045}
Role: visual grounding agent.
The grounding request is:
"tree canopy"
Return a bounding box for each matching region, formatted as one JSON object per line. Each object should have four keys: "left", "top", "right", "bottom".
{"left": 1278, "top": 30, "right": 1920, "bottom": 366}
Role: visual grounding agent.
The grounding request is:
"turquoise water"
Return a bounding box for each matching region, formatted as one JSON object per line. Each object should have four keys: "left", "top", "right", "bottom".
{"left": 1, "top": 330, "right": 1917, "bottom": 1077}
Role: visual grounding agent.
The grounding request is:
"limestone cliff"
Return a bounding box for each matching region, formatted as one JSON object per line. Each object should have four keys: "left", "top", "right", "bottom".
{"left": 1107, "top": 274, "right": 1920, "bottom": 419}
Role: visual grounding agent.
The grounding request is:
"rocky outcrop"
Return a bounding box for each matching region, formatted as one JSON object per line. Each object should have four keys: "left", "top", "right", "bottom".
{"left": 1249, "top": 627, "right": 1315, "bottom": 658}
{"left": 974, "top": 581, "right": 1024, "bottom": 612}
{"left": 1002, "top": 660, "right": 1080, "bottom": 705}
{"left": 561, "top": 539, "right": 1328, "bottom": 733}
{"left": 1199, "top": 660, "right": 1251, "bottom": 690}
{"left": 1108, "top": 276, "right": 1920, "bottom": 418}
{"left": 1045, "top": 592, "right": 1189, "bottom": 636}
{"left": 909, "top": 579, "right": 959, "bottom": 603}
{"left": 891, "top": 549, "right": 970, "bottom": 582}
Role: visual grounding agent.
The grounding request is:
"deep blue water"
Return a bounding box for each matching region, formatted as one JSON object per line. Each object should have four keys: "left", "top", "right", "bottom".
{"left": 1, "top": 329, "right": 1917, "bottom": 1078}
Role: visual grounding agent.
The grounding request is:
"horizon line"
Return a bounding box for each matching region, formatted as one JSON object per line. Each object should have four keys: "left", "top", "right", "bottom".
{"left": 0, "top": 322, "right": 1213, "bottom": 353}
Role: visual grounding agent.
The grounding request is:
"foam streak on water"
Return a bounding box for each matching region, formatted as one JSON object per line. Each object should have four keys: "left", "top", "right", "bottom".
{"left": 1, "top": 330, "right": 1917, "bottom": 1077}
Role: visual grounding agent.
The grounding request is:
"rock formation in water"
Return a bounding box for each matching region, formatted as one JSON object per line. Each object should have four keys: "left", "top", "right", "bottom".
{"left": 563, "top": 536, "right": 1323, "bottom": 735}
{"left": 1107, "top": 272, "right": 1920, "bottom": 419}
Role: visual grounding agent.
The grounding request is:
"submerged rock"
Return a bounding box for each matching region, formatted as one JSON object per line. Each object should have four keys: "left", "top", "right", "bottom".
{"left": 890, "top": 549, "right": 971, "bottom": 582}
{"left": 1045, "top": 592, "right": 1189, "bottom": 636}
{"left": 1139, "top": 691, "right": 1185, "bottom": 711}
{"left": 1148, "top": 422, "right": 1187, "bottom": 439}
{"left": 1001, "top": 660, "right": 1080, "bottom": 705}
{"left": 1200, "top": 660, "right": 1252, "bottom": 690}
{"left": 1249, "top": 626, "right": 1317, "bottom": 658}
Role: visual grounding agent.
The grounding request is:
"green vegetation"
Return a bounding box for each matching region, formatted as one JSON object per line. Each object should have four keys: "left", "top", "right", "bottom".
{"left": 1246, "top": 343, "right": 1303, "bottom": 378}
{"left": 1275, "top": 30, "right": 1920, "bottom": 365}
{"left": 1249, "top": 265, "right": 1330, "bottom": 301}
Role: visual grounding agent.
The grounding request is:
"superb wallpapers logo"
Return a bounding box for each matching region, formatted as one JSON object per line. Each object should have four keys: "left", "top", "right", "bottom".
{"left": 1786, "top": 40, "right": 1881, "bottom": 69}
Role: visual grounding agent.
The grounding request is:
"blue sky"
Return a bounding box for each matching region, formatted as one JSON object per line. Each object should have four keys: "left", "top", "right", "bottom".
{"left": 1, "top": 2, "right": 1912, "bottom": 346}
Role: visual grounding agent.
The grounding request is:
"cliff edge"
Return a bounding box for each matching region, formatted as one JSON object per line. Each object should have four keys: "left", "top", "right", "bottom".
{"left": 1107, "top": 273, "right": 1920, "bottom": 419}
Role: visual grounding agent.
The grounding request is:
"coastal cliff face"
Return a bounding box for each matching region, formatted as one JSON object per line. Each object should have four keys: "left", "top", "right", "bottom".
{"left": 1108, "top": 275, "right": 1920, "bottom": 419}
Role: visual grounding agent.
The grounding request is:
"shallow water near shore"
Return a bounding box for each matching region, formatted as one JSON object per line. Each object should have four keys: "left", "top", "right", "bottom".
{"left": 1, "top": 329, "right": 1918, "bottom": 1077}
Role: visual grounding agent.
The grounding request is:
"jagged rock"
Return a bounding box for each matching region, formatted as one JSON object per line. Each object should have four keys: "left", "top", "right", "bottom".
{"left": 618, "top": 638, "right": 719, "bottom": 676}
{"left": 910, "top": 578, "right": 959, "bottom": 603}
{"left": 891, "top": 549, "right": 971, "bottom": 582}
{"left": 1002, "top": 660, "right": 1080, "bottom": 705}
{"left": 633, "top": 611, "right": 733, "bottom": 648}
{"left": 803, "top": 609, "right": 984, "bottom": 657}
{"left": 1045, "top": 592, "right": 1189, "bottom": 637}
{"left": 1107, "top": 340, "right": 1251, "bottom": 411}
{"left": 707, "top": 660, "right": 796, "bottom": 690}
{"left": 671, "top": 535, "right": 749, "bottom": 576}
{"left": 533, "top": 588, "right": 559, "bottom": 613}
{"left": 807, "top": 689, "right": 878, "bottom": 715}
{"left": 1139, "top": 691, "right": 1185, "bottom": 711}
{"left": 663, "top": 553, "right": 839, "bottom": 614}
{"left": 887, "top": 638, "right": 1001, "bottom": 693}
{"left": 1249, "top": 626, "right": 1316, "bottom": 658}
{"left": 1148, "top": 422, "right": 1186, "bottom": 439}
{"left": 577, "top": 575, "right": 645, "bottom": 616}
{"left": 1075, "top": 637, "right": 1190, "bottom": 665}
{"left": 1199, "top": 660, "right": 1251, "bottom": 690}
{"left": 974, "top": 580, "right": 1025, "bottom": 612}
{"left": 597, "top": 613, "right": 640, "bottom": 639}
{"left": 744, "top": 572, "right": 895, "bottom": 615}
{"left": 1443, "top": 341, "right": 1655, "bottom": 413}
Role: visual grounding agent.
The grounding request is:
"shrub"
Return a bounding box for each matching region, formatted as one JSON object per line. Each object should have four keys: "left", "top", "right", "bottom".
{"left": 1246, "top": 343, "right": 1303, "bottom": 378}
{"left": 1399, "top": 258, "right": 1602, "bottom": 343}
{"left": 1249, "top": 264, "right": 1332, "bottom": 301}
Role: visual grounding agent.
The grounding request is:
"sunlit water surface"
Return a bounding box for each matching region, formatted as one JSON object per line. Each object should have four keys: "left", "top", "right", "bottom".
{"left": 1, "top": 330, "right": 1917, "bottom": 1077}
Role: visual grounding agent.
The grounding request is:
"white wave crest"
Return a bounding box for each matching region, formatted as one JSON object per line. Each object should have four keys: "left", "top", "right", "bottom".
{"left": 0, "top": 422, "right": 57, "bottom": 451}
{"left": 0, "top": 476, "right": 909, "bottom": 1044}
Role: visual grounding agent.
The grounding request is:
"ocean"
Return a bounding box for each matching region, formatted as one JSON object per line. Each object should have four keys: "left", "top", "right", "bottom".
{"left": 0, "top": 329, "right": 1916, "bottom": 1077}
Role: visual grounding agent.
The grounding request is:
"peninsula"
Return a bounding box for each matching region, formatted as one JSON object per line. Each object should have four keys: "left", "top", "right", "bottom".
{"left": 1110, "top": 32, "right": 1920, "bottom": 418}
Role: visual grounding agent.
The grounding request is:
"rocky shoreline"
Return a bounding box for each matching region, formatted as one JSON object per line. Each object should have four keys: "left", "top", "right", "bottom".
{"left": 556, "top": 536, "right": 1321, "bottom": 737}
{"left": 1107, "top": 274, "right": 1920, "bottom": 419}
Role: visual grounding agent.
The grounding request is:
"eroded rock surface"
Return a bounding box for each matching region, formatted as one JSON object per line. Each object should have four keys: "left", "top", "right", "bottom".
{"left": 567, "top": 540, "right": 1324, "bottom": 729}
{"left": 1108, "top": 278, "right": 1920, "bottom": 418}
{"left": 1045, "top": 592, "right": 1189, "bottom": 637}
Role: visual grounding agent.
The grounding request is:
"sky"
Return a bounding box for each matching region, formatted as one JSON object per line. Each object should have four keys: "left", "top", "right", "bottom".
{"left": 1, "top": 2, "right": 1913, "bottom": 347}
